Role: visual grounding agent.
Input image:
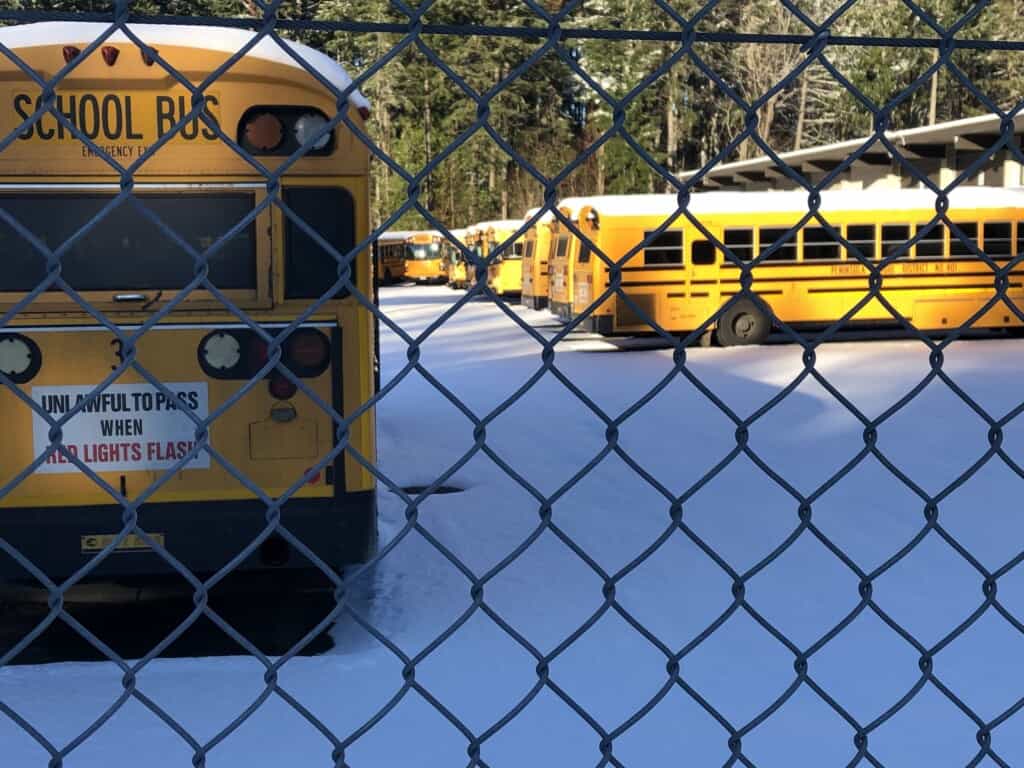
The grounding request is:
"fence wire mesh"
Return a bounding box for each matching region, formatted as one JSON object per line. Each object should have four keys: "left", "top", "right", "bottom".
{"left": 2, "top": 0, "right": 1024, "bottom": 766}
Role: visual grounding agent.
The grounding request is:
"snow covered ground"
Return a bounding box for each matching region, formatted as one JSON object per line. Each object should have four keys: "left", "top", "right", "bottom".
{"left": 4, "top": 284, "right": 1024, "bottom": 766}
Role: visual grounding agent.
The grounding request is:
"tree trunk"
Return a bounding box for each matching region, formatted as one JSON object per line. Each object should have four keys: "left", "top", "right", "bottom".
{"left": 424, "top": 74, "right": 432, "bottom": 209}
{"left": 929, "top": 48, "right": 939, "bottom": 125}
{"left": 794, "top": 75, "right": 808, "bottom": 150}
{"left": 664, "top": 46, "right": 677, "bottom": 191}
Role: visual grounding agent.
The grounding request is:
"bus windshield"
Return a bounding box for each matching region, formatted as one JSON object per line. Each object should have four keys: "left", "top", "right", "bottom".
{"left": 0, "top": 193, "right": 256, "bottom": 292}
{"left": 406, "top": 243, "right": 440, "bottom": 260}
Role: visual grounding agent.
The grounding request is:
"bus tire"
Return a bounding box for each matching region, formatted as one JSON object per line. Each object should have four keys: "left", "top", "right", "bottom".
{"left": 717, "top": 299, "right": 771, "bottom": 346}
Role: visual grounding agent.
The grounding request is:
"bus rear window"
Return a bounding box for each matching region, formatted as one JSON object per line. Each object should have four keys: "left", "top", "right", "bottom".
{"left": 0, "top": 193, "right": 256, "bottom": 292}
{"left": 284, "top": 187, "right": 356, "bottom": 299}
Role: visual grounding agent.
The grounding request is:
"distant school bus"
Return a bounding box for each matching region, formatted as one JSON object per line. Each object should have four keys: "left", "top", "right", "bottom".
{"left": 463, "top": 223, "right": 488, "bottom": 290}
{"left": 548, "top": 206, "right": 578, "bottom": 321}
{"left": 0, "top": 22, "right": 377, "bottom": 581}
{"left": 484, "top": 219, "right": 527, "bottom": 298}
{"left": 521, "top": 208, "right": 554, "bottom": 310}
{"left": 402, "top": 231, "right": 448, "bottom": 284}
{"left": 567, "top": 189, "right": 1024, "bottom": 343}
{"left": 374, "top": 231, "right": 409, "bottom": 285}
{"left": 444, "top": 228, "right": 470, "bottom": 289}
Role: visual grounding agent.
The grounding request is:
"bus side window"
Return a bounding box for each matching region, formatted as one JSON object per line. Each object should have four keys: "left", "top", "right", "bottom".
{"left": 723, "top": 229, "right": 753, "bottom": 263}
{"left": 691, "top": 240, "right": 716, "bottom": 265}
{"left": 984, "top": 222, "right": 1012, "bottom": 259}
{"left": 643, "top": 230, "right": 682, "bottom": 266}
{"left": 948, "top": 222, "right": 978, "bottom": 257}
{"left": 802, "top": 226, "right": 840, "bottom": 261}
{"left": 759, "top": 227, "right": 797, "bottom": 261}
{"left": 915, "top": 222, "right": 945, "bottom": 259}
{"left": 1015, "top": 221, "right": 1024, "bottom": 258}
{"left": 845, "top": 224, "right": 876, "bottom": 260}
{"left": 579, "top": 242, "right": 591, "bottom": 263}
{"left": 881, "top": 224, "right": 910, "bottom": 258}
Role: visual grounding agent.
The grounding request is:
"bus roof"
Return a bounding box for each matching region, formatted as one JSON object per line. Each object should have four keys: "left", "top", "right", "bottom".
{"left": 0, "top": 21, "right": 370, "bottom": 111}
{"left": 525, "top": 207, "right": 555, "bottom": 222}
{"left": 476, "top": 219, "right": 527, "bottom": 233}
{"left": 558, "top": 187, "right": 1024, "bottom": 219}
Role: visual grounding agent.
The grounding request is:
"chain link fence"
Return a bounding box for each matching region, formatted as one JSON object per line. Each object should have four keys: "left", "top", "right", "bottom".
{"left": 2, "top": 1, "right": 1024, "bottom": 765}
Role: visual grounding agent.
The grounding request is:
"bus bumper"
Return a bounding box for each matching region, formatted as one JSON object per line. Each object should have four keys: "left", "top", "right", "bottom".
{"left": 522, "top": 294, "right": 548, "bottom": 311}
{"left": 579, "top": 314, "right": 615, "bottom": 335}
{"left": 0, "top": 491, "right": 377, "bottom": 582}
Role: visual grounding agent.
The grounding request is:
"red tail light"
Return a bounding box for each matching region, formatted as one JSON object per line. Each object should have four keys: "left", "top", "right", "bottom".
{"left": 269, "top": 374, "right": 297, "bottom": 400}
{"left": 285, "top": 330, "right": 330, "bottom": 371}
{"left": 62, "top": 46, "right": 81, "bottom": 63}
{"left": 248, "top": 335, "right": 269, "bottom": 375}
{"left": 101, "top": 46, "right": 119, "bottom": 66}
{"left": 242, "top": 112, "right": 284, "bottom": 152}
{"left": 141, "top": 47, "right": 158, "bottom": 66}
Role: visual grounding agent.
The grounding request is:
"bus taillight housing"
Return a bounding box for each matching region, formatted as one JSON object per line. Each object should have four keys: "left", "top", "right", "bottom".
{"left": 197, "top": 328, "right": 330, "bottom": 382}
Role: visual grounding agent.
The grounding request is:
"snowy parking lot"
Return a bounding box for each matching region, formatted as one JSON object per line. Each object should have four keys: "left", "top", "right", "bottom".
{"left": 5, "top": 284, "right": 1024, "bottom": 766}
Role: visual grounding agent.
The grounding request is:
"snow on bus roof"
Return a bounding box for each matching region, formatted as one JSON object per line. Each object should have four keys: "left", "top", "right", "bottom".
{"left": 377, "top": 231, "right": 413, "bottom": 242}
{"left": 524, "top": 207, "right": 555, "bottom": 222}
{"left": 558, "top": 187, "right": 1024, "bottom": 219}
{"left": 476, "top": 219, "right": 528, "bottom": 232}
{"left": 0, "top": 21, "right": 369, "bottom": 111}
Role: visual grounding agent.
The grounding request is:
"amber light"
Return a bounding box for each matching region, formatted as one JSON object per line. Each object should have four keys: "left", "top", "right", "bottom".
{"left": 243, "top": 112, "right": 284, "bottom": 151}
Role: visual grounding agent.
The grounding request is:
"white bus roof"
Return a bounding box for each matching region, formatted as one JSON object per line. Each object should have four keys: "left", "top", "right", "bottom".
{"left": 557, "top": 187, "right": 1024, "bottom": 219}
{"left": 476, "top": 219, "right": 528, "bottom": 232}
{"left": 0, "top": 21, "right": 370, "bottom": 111}
{"left": 524, "top": 207, "right": 555, "bottom": 223}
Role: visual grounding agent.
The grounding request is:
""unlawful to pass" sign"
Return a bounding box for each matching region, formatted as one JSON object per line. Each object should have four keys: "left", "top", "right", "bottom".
{"left": 31, "top": 383, "right": 210, "bottom": 474}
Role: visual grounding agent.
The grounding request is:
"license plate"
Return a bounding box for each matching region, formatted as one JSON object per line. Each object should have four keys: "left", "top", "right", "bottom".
{"left": 81, "top": 533, "right": 165, "bottom": 553}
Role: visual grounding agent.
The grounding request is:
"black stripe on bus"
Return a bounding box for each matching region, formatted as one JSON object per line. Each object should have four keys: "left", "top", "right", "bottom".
{"left": 807, "top": 282, "right": 1023, "bottom": 294}
{"left": 722, "top": 290, "right": 785, "bottom": 297}
{"left": 614, "top": 280, "right": 690, "bottom": 288}
{"left": 604, "top": 265, "right": 686, "bottom": 273}
{"left": 718, "top": 270, "right": 1010, "bottom": 285}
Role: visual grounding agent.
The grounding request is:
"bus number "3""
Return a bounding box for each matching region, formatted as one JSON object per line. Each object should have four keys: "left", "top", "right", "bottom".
{"left": 111, "top": 338, "right": 125, "bottom": 371}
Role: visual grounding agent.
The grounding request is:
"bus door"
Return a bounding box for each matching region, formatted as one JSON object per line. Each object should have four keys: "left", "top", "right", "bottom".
{"left": 687, "top": 230, "right": 721, "bottom": 327}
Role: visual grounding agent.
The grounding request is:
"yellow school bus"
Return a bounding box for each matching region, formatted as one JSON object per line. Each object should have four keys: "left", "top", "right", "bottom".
{"left": 484, "top": 218, "right": 527, "bottom": 298}
{"left": 548, "top": 205, "right": 580, "bottom": 322}
{"left": 462, "top": 223, "right": 488, "bottom": 290}
{"left": 402, "top": 230, "right": 447, "bottom": 284}
{"left": 443, "top": 228, "right": 469, "bottom": 288}
{"left": 521, "top": 207, "right": 554, "bottom": 310}
{"left": 374, "top": 231, "right": 409, "bottom": 285}
{"left": 567, "top": 189, "right": 1024, "bottom": 343}
{"left": 0, "top": 22, "right": 377, "bottom": 581}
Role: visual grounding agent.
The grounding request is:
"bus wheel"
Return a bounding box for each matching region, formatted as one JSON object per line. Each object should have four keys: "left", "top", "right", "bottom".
{"left": 717, "top": 299, "right": 771, "bottom": 346}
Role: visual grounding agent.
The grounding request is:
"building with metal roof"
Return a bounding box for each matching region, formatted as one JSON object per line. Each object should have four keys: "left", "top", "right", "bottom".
{"left": 680, "top": 113, "right": 1024, "bottom": 191}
